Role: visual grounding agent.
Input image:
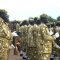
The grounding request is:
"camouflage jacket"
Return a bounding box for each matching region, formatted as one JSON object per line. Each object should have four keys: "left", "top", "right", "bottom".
{"left": 37, "top": 23, "right": 54, "bottom": 54}
{"left": 0, "top": 18, "right": 12, "bottom": 49}
{"left": 28, "top": 24, "right": 38, "bottom": 47}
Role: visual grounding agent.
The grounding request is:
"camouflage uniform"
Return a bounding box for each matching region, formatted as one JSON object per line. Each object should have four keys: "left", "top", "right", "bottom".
{"left": 19, "top": 25, "right": 28, "bottom": 52}
{"left": 22, "top": 25, "right": 28, "bottom": 52}
{"left": 19, "top": 26, "right": 24, "bottom": 50}
{"left": 36, "top": 23, "right": 57, "bottom": 60}
{"left": 16, "top": 23, "right": 20, "bottom": 31}
{"left": 0, "top": 18, "right": 12, "bottom": 60}
{"left": 27, "top": 24, "right": 38, "bottom": 60}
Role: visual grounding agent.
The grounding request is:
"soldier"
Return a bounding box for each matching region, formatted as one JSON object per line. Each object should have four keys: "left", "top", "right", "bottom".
{"left": 16, "top": 23, "right": 20, "bottom": 31}
{"left": 27, "top": 19, "right": 39, "bottom": 60}
{"left": 36, "top": 14, "right": 60, "bottom": 60}
{"left": 27, "top": 20, "right": 34, "bottom": 60}
{"left": 0, "top": 10, "right": 12, "bottom": 60}
{"left": 19, "top": 20, "right": 29, "bottom": 59}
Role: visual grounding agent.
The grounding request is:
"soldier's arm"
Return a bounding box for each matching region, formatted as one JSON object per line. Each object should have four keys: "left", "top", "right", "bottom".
{"left": 40, "top": 24, "right": 53, "bottom": 39}
{"left": 28, "top": 26, "right": 33, "bottom": 40}
{"left": 45, "top": 24, "right": 60, "bottom": 49}
{"left": 28, "top": 26, "right": 33, "bottom": 46}
{"left": 2, "top": 22, "right": 12, "bottom": 40}
{"left": 40, "top": 24, "right": 55, "bottom": 40}
{"left": 40, "top": 24, "right": 49, "bottom": 35}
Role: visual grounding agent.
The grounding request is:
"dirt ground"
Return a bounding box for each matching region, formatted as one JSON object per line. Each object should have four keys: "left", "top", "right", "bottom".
{"left": 8, "top": 48, "right": 23, "bottom": 60}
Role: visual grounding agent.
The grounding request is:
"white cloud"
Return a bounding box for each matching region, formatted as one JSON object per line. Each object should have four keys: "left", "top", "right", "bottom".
{"left": 0, "top": 0, "right": 60, "bottom": 21}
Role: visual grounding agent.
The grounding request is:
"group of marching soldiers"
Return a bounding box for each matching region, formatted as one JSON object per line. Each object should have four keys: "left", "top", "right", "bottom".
{"left": 16, "top": 15, "right": 60, "bottom": 60}
{"left": 0, "top": 9, "right": 60, "bottom": 60}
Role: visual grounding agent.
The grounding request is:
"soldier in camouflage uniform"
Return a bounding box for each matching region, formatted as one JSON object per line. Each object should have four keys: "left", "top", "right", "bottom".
{"left": 22, "top": 25, "right": 28, "bottom": 52}
{"left": 27, "top": 19, "right": 39, "bottom": 60}
{"left": 19, "top": 25, "right": 24, "bottom": 50}
{"left": 16, "top": 23, "right": 20, "bottom": 31}
{"left": 0, "top": 18, "right": 12, "bottom": 60}
{"left": 36, "top": 14, "right": 60, "bottom": 60}
{"left": 19, "top": 20, "right": 29, "bottom": 59}
{"left": 0, "top": 10, "right": 12, "bottom": 60}
{"left": 20, "top": 20, "right": 28, "bottom": 52}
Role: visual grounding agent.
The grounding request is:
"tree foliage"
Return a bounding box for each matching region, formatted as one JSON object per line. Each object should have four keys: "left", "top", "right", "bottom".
{"left": 48, "top": 16, "right": 55, "bottom": 22}
{"left": 57, "top": 16, "right": 60, "bottom": 21}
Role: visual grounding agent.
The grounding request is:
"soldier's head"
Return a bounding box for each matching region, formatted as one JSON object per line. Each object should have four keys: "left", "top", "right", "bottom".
{"left": 0, "top": 9, "right": 9, "bottom": 23}
{"left": 20, "top": 20, "right": 29, "bottom": 26}
{"left": 35, "top": 19, "right": 41, "bottom": 25}
{"left": 34, "top": 17, "right": 38, "bottom": 23}
{"left": 40, "top": 14, "right": 48, "bottom": 24}
{"left": 29, "top": 19, "right": 35, "bottom": 25}
{"left": 25, "top": 20, "right": 29, "bottom": 25}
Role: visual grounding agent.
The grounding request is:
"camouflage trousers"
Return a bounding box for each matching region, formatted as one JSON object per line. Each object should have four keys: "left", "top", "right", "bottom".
{"left": 38, "top": 53, "right": 51, "bottom": 60}
{"left": 27, "top": 47, "right": 38, "bottom": 60}
{"left": 0, "top": 48, "right": 9, "bottom": 60}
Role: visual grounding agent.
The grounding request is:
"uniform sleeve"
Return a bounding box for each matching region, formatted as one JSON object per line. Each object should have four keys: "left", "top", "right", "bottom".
{"left": 42, "top": 24, "right": 50, "bottom": 35}
{"left": 40, "top": 24, "right": 54, "bottom": 41}
{"left": 28, "top": 26, "right": 33, "bottom": 47}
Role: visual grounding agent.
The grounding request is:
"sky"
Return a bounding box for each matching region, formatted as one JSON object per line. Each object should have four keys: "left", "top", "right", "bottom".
{"left": 0, "top": 0, "right": 60, "bottom": 21}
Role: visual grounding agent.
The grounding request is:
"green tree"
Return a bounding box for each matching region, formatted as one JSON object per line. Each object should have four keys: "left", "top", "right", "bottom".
{"left": 57, "top": 16, "right": 60, "bottom": 21}
{"left": 48, "top": 16, "right": 55, "bottom": 22}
